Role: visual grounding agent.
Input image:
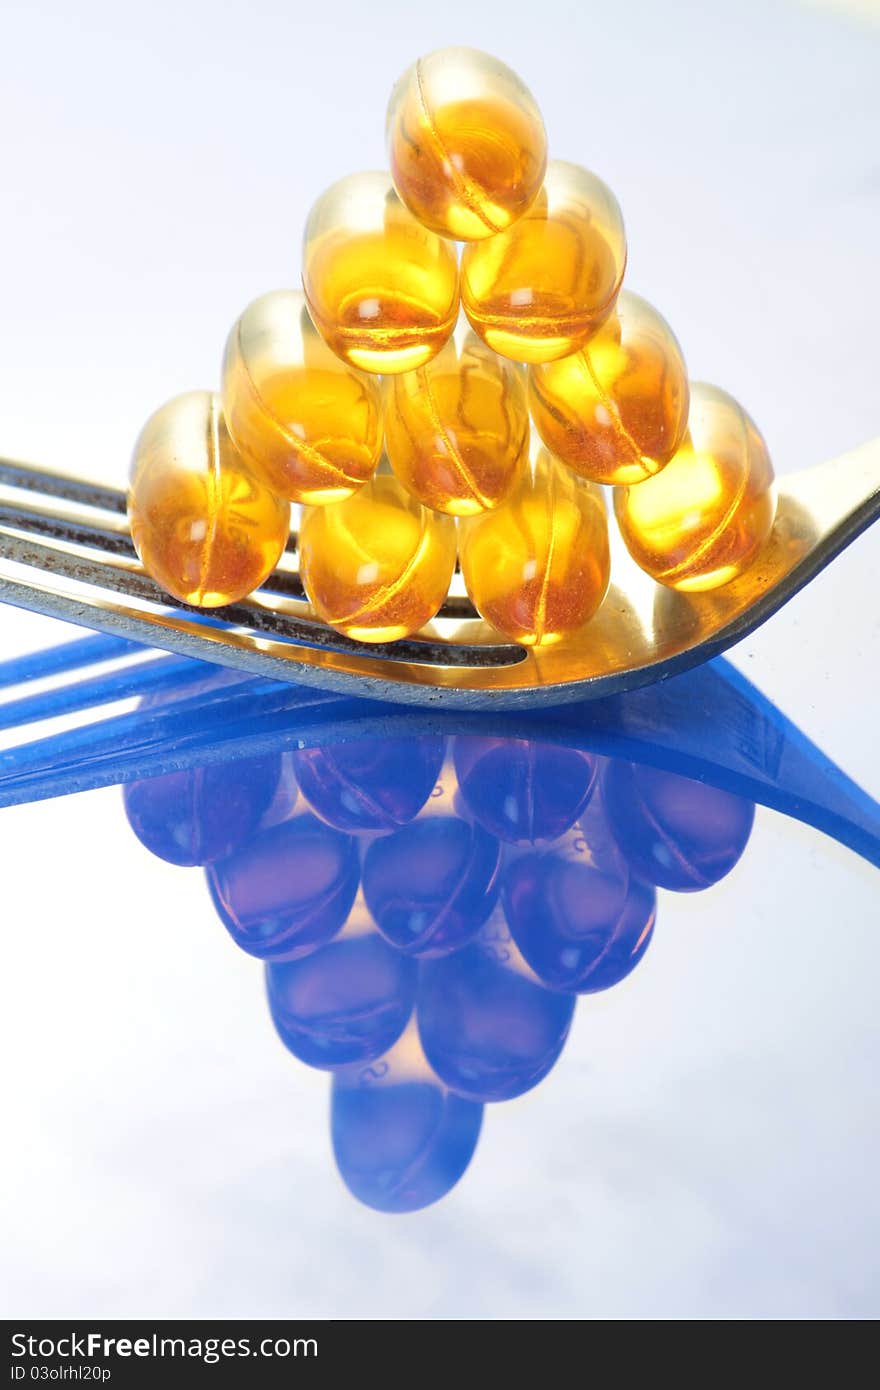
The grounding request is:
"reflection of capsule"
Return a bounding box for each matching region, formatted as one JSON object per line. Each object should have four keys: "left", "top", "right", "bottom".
{"left": 602, "top": 760, "right": 755, "bottom": 892}
{"left": 417, "top": 911, "right": 575, "bottom": 1101}
{"left": 332, "top": 1020, "right": 483, "bottom": 1213}
{"left": 293, "top": 735, "right": 446, "bottom": 833}
{"left": 453, "top": 736, "right": 597, "bottom": 844}
{"left": 266, "top": 900, "right": 416, "bottom": 1069}
{"left": 206, "top": 812, "right": 359, "bottom": 960}
{"left": 363, "top": 813, "right": 502, "bottom": 957}
{"left": 503, "top": 818, "right": 656, "bottom": 993}
{"left": 123, "top": 754, "right": 282, "bottom": 867}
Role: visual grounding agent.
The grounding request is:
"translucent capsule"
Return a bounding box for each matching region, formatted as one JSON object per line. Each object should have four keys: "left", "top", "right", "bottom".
{"left": 298, "top": 471, "right": 457, "bottom": 642}
{"left": 453, "top": 736, "right": 597, "bottom": 845}
{"left": 460, "top": 160, "right": 626, "bottom": 364}
{"left": 302, "top": 171, "right": 459, "bottom": 375}
{"left": 417, "top": 915, "right": 575, "bottom": 1102}
{"left": 332, "top": 1022, "right": 483, "bottom": 1213}
{"left": 206, "top": 811, "right": 359, "bottom": 961}
{"left": 502, "top": 824, "right": 656, "bottom": 994}
{"left": 384, "top": 324, "right": 529, "bottom": 515}
{"left": 614, "top": 382, "right": 776, "bottom": 591}
{"left": 386, "top": 46, "right": 547, "bottom": 241}
{"left": 124, "top": 754, "right": 281, "bottom": 868}
{"left": 294, "top": 734, "right": 446, "bottom": 832}
{"left": 128, "top": 390, "right": 290, "bottom": 607}
{"left": 529, "top": 290, "right": 690, "bottom": 485}
{"left": 221, "top": 289, "right": 383, "bottom": 504}
{"left": 362, "top": 816, "right": 502, "bottom": 958}
{"left": 267, "top": 924, "right": 417, "bottom": 1069}
{"left": 459, "top": 442, "right": 610, "bottom": 646}
{"left": 602, "top": 760, "right": 755, "bottom": 892}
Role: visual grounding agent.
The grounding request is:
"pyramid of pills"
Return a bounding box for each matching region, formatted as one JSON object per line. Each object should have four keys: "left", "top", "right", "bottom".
{"left": 129, "top": 46, "right": 777, "bottom": 647}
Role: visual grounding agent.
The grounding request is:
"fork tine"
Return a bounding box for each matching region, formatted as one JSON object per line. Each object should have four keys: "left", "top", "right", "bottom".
{"left": 0, "top": 632, "right": 145, "bottom": 688}
{"left": 0, "top": 457, "right": 521, "bottom": 666}
{"left": 0, "top": 673, "right": 347, "bottom": 804}
{"left": 0, "top": 652, "right": 212, "bottom": 733}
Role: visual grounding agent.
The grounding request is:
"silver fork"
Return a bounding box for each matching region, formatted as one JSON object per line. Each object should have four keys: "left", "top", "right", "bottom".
{"left": 0, "top": 439, "right": 877, "bottom": 710}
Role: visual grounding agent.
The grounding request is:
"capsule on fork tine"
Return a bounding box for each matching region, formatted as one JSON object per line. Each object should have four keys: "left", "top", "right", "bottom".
{"left": 0, "top": 442, "right": 877, "bottom": 706}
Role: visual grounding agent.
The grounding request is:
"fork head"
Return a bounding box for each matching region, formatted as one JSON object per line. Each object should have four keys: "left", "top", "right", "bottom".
{"left": 0, "top": 441, "right": 877, "bottom": 709}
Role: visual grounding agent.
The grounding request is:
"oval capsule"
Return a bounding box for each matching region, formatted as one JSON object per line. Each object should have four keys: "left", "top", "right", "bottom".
{"left": 529, "top": 290, "right": 690, "bottom": 485}
{"left": 221, "top": 289, "right": 383, "bottom": 504}
{"left": 614, "top": 381, "right": 776, "bottom": 591}
{"left": 302, "top": 171, "right": 459, "bottom": 375}
{"left": 298, "top": 471, "right": 458, "bottom": 642}
{"left": 384, "top": 324, "right": 529, "bottom": 516}
{"left": 459, "top": 441, "right": 611, "bottom": 646}
{"left": 128, "top": 390, "right": 290, "bottom": 607}
{"left": 387, "top": 46, "right": 547, "bottom": 241}
{"left": 460, "top": 160, "right": 626, "bottom": 364}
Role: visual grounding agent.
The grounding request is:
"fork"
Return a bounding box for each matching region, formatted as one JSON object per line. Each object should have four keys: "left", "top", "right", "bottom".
{"left": 0, "top": 439, "right": 877, "bottom": 710}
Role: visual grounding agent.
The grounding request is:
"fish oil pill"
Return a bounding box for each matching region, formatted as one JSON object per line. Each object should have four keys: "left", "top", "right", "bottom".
{"left": 453, "top": 736, "right": 597, "bottom": 844}
{"left": 384, "top": 324, "right": 529, "bottom": 515}
{"left": 302, "top": 171, "right": 459, "bottom": 374}
{"left": 128, "top": 390, "right": 290, "bottom": 607}
{"left": 417, "top": 916, "right": 575, "bottom": 1102}
{"left": 294, "top": 734, "right": 446, "bottom": 832}
{"left": 459, "top": 441, "right": 610, "bottom": 646}
{"left": 602, "top": 760, "right": 755, "bottom": 891}
{"left": 206, "top": 811, "right": 359, "bottom": 960}
{"left": 386, "top": 46, "right": 547, "bottom": 241}
{"left": 529, "top": 290, "right": 690, "bottom": 485}
{"left": 298, "top": 471, "right": 457, "bottom": 641}
{"left": 267, "top": 920, "right": 417, "bottom": 1068}
{"left": 460, "top": 160, "right": 626, "bottom": 363}
{"left": 363, "top": 815, "right": 502, "bottom": 958}
{"left": 221, "top": 289, "right": 383, "bottom": 504}
{"left": 614, "top": 382, "right": 776, "bottom": 591}
{"left": 332, "top": 1021, "right": 483, "bottom": 1213}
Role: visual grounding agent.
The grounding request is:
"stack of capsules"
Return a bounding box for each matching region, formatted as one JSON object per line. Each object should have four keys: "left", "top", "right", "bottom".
{"left": 129, "top": 47, "right": 777, "bottom": 648}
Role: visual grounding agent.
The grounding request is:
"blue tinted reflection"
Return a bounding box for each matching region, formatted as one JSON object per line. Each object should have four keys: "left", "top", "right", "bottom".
{"left": 122, "top": 700, "right": 760, "bottom": 1212}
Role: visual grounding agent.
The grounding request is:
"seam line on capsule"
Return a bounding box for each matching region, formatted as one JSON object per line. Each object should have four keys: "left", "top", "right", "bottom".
{"left": 323, "top": 509, "right": 442, "bottom": 626}
{"left": 235, "top": 321, "right": 372, "bottom": 488}
{"left": 413, "top": 58, "right": 505, "bottom": 236}
{"left": 579, "top": 346, "right": 650, "bottom": 470}
{"left": 653, "top": 397, "right": 754, "bottom": 585}
{"left": 199, "top": 396, "right": 223, "bottom": 605}
{"left": 417, "top": 367, "right": 496, "bottom": 511}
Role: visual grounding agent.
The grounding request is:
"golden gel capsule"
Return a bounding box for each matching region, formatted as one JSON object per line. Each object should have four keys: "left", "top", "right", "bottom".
{"left": 529, "top": 290, "right": 690, "bottom": 485}
{"left": 459, "top": 441, "right": 610, "bottom": 646}
{"left": 386, "top": 46, "right": 547, "bottom": 241}
{"left": 221, "top": 289, "right": 383, "bottom": 505}
{"left": 384, "top": 323, "right": 529, "bottom": 516}
{"left": 129, "top": 390, "right": 290, "bottom": 607}
{"left": 298, "top": 471, "right": 457, "bottom": 641}
{"left": 614, "top": 382, "right": 776, "bottom": 592}
{"left": 302, "top": 172, "right": 460, "bottom": 375}
{"left": 460, "top": 160, "right": 626, "bottom": 364}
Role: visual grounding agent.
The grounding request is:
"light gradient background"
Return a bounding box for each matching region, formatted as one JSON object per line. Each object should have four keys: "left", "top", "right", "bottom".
{"left": 0, "top": 0, "right": 878, "bottom": 1320}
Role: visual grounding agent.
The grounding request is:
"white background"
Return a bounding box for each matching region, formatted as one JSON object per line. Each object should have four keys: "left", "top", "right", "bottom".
{"left": 0, "top": 0, "right": 878, "bottom": 1319}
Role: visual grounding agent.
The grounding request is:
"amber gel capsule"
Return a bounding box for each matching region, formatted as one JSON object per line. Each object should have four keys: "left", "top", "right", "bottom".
{"left": 459, "top": 439, "right": 610, "bottom": 646}
{"left": 460, "top": 160, "right": 626, "bottom": 364}
{"left": 298, "top": 471, "right": 457, "bottom": 641}
{"left": 221, "top": 289, "right": 383, "bottom": 505}
{"left": 384, "top": 323, "right": 529, "bottom": 516}
{"left": 129, "top": 390, "right": 290, "bottom": 607}
{"left": 614, "top": 382, "right": 776, "bottom": 592}
{"left": 529, "top": 291, "right": 690, "bottom": 485}
{"left": 302, "top": 171, "right": 459, "bottom": 375}
{"left": 387, "top": 46, "right": 547, "bottom": 241}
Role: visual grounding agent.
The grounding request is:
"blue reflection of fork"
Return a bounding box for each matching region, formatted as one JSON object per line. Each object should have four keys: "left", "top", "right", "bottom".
{"left": 0, "top": 634, "right": 877, "bottom": 869}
